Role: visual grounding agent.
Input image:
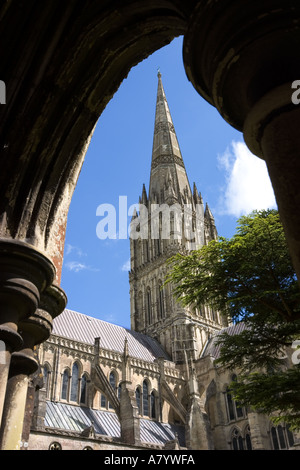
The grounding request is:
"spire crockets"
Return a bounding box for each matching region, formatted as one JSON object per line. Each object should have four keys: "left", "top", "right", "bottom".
{"left": 149, "top": 71, "right": 192, "bottom": 206}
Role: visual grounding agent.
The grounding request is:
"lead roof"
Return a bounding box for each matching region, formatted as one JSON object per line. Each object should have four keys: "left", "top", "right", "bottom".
{"left": 51, "top": 308, "right": 170, "bottom": 363}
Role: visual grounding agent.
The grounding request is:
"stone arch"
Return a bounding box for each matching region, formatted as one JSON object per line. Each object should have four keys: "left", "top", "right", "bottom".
{"left": 0, "top": 2, "right": 191, "bottom": 284}
{"left": 229, "top": 426, "right": 244, "bottom": 451}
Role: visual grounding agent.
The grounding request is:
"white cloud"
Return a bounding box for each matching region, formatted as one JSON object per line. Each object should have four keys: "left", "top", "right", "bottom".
{"left": 65, "top": 244, "right": 86, "bottom": 257}
{"left": 121, "top": 259, "right": 131, "bottom": 272}
{"left": 65, "top": 261, "right": 99, "bottom": 273}
{"left": 217, "top": 141, "right": 277, "bottom": 217}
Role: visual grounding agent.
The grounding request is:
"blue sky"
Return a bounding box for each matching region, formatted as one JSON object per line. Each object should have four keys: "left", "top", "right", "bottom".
{"left": 60, "top": 37, "right": 276, "bottom": 329}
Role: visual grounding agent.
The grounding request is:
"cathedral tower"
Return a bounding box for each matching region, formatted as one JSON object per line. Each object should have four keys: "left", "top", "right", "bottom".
{"left": 129, "top": 72, "right": 224, "bottom": 363}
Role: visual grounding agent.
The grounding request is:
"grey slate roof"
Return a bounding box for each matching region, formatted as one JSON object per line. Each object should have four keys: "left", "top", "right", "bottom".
{"left": 52, "top": 309, "right": 170, "bottom": 363}
{"left": 201, "top": 322, "right": 247, "bottom": 359}
{"left": 45, "top": 401, "right": 185, "bottom": 447}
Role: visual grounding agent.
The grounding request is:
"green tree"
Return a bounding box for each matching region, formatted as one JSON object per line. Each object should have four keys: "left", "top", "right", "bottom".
{"left": 166, "top": 210, "right": 300, "bottom": 429}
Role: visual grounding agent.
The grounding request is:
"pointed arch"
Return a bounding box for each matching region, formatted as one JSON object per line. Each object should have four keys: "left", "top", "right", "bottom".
{"left": 231, "top": 427, "right": 244, "bottom": 450}
{"left": 0, "top": 2, "right": 189, "bottom": 280}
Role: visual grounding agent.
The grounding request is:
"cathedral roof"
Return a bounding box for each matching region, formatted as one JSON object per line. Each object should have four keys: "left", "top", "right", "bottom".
{"left": 201, "top": 322, "right": 247, "bottom": 359}
{"left": 45, "top": 401, "right": 186, "bottom": 447}
{"left": 52, "top": 309, "right": 170, "bottom": 363}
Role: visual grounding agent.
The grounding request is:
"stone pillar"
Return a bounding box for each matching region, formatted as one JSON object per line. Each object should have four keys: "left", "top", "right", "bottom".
{"left": 185, "top": 364, "right": 214, "bottom": 450}
{"left": 183, "top": 0, "right": 300, "bottom": 293}
{"left": 247, "top": 411, "right": 268, "bottom": 450}
{"left": 0, "top": 283, "right": 66, "bottom": 450}
{"left": 119, "top": 339, "right": 140, "bottom": 445}
{"left": 0, "top": 239, "right": 55, "bottom": 429}
{"left": 186, "top": 396, "right": 213, "bottom": 450}
{"left": 0, "top": 326, "right": 23, "bottom": 426}
{"left": 0, "top": 239, "right": 67, "bottom": 450}
{"left": 21, "top": 285, "right": 67, "bottom": 447}
{"left": 119, "top": 382, "right": 141, "bottom": 446}
{"left": 0, "top": 345, "right": 38, "bottom": 450}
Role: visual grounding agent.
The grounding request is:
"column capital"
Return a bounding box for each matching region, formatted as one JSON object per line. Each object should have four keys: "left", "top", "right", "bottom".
{"left": 243, "top": 83, "right": 297, "bottom": 158}
{"left": 19, "top": 283, "right": 68, "bottom": 346}
{"left": 183, "top": 0, "right": 300, "bottom": 134}
{"left": 0, "top": 239, "right": 55, "bottom": 314}
{"left": 0, "top": 239, "right": 56, "bottom": 349}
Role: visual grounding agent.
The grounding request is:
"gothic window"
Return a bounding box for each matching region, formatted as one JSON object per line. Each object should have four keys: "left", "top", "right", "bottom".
{"left": 80, "top": 374, "right": 88, "bottom": 404}
{"left": 226, "top": 375, "right": 247, "bottom": 421}
{"left": 231, "top": 426, "right": 252, "bottom": 450}
{"left": 109, "top": 371, "right": 117, "bottom": 409}
{"left": 109, "top": 371, "right": 116, "bottom": 390}
{"left": 271, "top": 424, "right": 294, "bottom": 450}
{"left": 70, "top": 362, "right": 79, "bottom": 402}
{"left": 226, "top": 389, "right": 235, "bottom": 421}
{"left": 43, "top": 363, "right": 51, "bottom": 395}
{"left": 61, "top": 369, "right": 70, "bottom": 401}
{"left": 287, "top": 425, "right": 295, "bottom": 447}
{"left": 231, "top": 428, "right": 244, "bottom": 450}
{"left": 144, "top": 240, "right": 150, "bottom": 262}
{"left": 143, "top": 380, "right": 149, "bottom": 417}
{"left": 158, "top": 283, "right": 165, "bottom": 319}
{"left": 211, "top": 308, "right": 217, "bottom": 322}
{"left": 137, "top": 240, "right": 142, "bottom": 267}
{"left": 150, "top": 391, "right": 156, "bottom": 419}
{"left": 101, "top": 393, "right": 107, "bottom": 408}
{"left": 245, "top": 425, "right": 252, "bottom": 450}
{"left": 118, "top": 383, "right": 122, "bottom": 399}
{"left": 49, "top": 442, "right": 62, "bottom": 450}
{"left": 146, "top": 289, "right": 152, "bottom": 325}
{"left": 137, "top": 291, "right": 143, "bottom": 319}
{"left": 135, "top": 387, "right": 142, "bottom": 414}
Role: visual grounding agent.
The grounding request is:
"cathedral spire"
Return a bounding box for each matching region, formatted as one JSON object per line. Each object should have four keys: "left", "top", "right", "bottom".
{"left": 130, "top": 72, "right": 224, "bottom": 361}
{"left": 149, "top": 71, "right": 192, "bottom": 205}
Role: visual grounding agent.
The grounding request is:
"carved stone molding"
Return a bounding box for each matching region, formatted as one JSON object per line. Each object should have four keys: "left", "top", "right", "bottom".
{"left": 0, "top": 239, "right": 55, "bottom": 350}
